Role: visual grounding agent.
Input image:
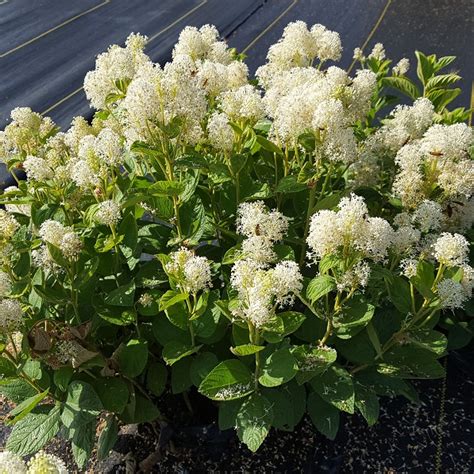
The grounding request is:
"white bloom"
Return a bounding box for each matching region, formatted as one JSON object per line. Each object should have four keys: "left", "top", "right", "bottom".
{"left": 32, "top": 245, "right": 61, "bottom": 273}
{"left": 336, "top": 261, "right": 371, "bottom": 291}
{"left": 412, "top": 200, "right": 443, "bottom": 232}
{"left": 0, "top": 451, "right": 27, "bottom": 474}
{"left": 307, "top": 209, "right": 342, "bottom": 259}
{"left": 166, "top": 248, "right": 212, "bottom": 294}
{"left": 368, "top": 43, "right": 385, "bottom": 60}
{"left": 0, "top": 210, "right": 19, "bottom": 242}
{"left": 391, "top": 225, "right": 421, "bottom": 254}
{"left": 357, "top": 217, "right": 394, "bottom": 262}
{"left": 460, "top": 265, "right": 474, "bottom": 298}
{"left": 219, "top": 85, "right": 265, "bottom": 123}
{"left": 27, "top": 451, "right": 68, "bottom": 474}
{"left": 0, "top": 299, "right": 23, "bottom": 332}
{"left": 60, "top": 232, "right": 82, "bottom": 261}
{"left": 96, "top": 200, "right": 121, "bottom": 226}
{"left": 310, "top": 23, "right": 342, "bottom": 62}
{"left": 437, "top": 279, "right": 468, "bottom": 309}
{"left": 400, "top": 258, "right": 419, "bottom": 278}
{"left": 353, "top": 47, "right": 365, "bottom": 61}
{"left": 207, "top": 112, "right": 234, "bottom": 152}
{"left": 0, "top": 271, "right": 12, "bottom": 298}
{"left": 271, "top": 260, "right": 303, "bottom": 305}
{"left": 70, "top": 160, "right": 99, "bottom": 188}
{"left": 433, "top": 232, "right": 469, "bottom": 267}
{"left": 138, "top": 293, "right": 153, "bottom": 307}
{"left": 39, "top": 220, "right": 66, "bottom": 247}
{"left": 392, "top": 58, "right": 410, "bottom": 75}
{"left": 236, "top": 201, "right": 289, "bottom": 243}
{"left": 23, "top": 155, "right": 54, "bottom": 181}
{"left": 241, "top": 236, "right": 276, "bottom": 266}
{"left": 420, "top": 123, "right": 473, "bottom": 161}
{"left": 95, "top": 128, "right": 123, "bottom": 166}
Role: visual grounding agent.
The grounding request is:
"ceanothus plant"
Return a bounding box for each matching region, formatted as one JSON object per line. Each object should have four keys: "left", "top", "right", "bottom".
{"left": 0, "top": 21, "right": 472, "bottom": 469}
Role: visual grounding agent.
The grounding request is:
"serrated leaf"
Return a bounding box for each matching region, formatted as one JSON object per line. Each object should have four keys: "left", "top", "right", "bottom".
{"left": 306, "top": 275, "right": 336, "bottom": 303}
{"left": 162, "top": 341, "right": 202, "bottom": 366}
{"left": 199, "top": 360, "right": 254, "bottom": 401}
{"left": 311, "top": 366, "right": 355, "bottom": 414}
{"left": 159, "top": 290, "right": 188, "bottom": 311}
{"left": 236, "top": 393, "right": 273, "bottom": 452}
{"left": 6, "top": 405, "right": 61, "bottom": 455}
{"left": 231, "top": 344, "right": 265, "bottom": 356}
{"left": 307, "top": 392, "right": 339, "bottom": 440}
{"left": 259, "top": 348, "right": 298, "bottom": 388}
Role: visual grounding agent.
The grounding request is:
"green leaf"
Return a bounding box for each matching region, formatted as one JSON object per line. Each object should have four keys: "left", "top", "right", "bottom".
{"left": 231, "top": 344, "right": 265, "bottom": 356}
{"left": 190, "top": 352, "right": 219, "bottom": 387}
{"left": 411, "top": 260, "right": 435, "bottom": 299}
{"left": 255, "top": 135, "right": 283, "bottom": 155}
{"left": 236, "top": 393, "right": 273, "bottom": 452}
{"left": 95, "top": 377, "right": 129, "bottom": 414}
{"left": 262, "top": 382, "right": 306, "bottom": 431}
{"left": 415, "top": 50, "right": 434, "bottom": 84}
{"left": 171, "top": 357, "right": 193, "bottom": 394}
{"left": 366, "top": 322, "right": 383, "bottom": 359}
{"left": 434, "top": 55, "right": 456, "bottom": 72}
{"left": 383, "top": 76, "right": 421, "bottom": 99}
{"left": 159, "top": 290, "right": 188, "bottom": 311}
{"left": 0, "top": 378, "right": 37, "bottom": 403}
{"left": 150, "top": 180, "right": 185, "bottom": 197}
{"left": 162, "top": 341, "right": 202, "bottom": 366}
{"left": 294, "top": 345, "right": 337, "bottom": 384}
{"left": 425, "top": 73, "right": 461, "bottom": 91}
{"left": 354, "top": 382, "right": 379, "bottom": 426}
{"left": 71, "top": 420, "right": 95, "bottom": 470}
{"left": 259, "top": 348, "right": 298, "bottom": 388}
{"left": 262, "top": 311, "right": 306, "bottom": 343}
{"left": 120, "top": 392, "right": 160, "bottom": 424}
{"left": 104, "top": 281, "right": 136, "bottom": 307}
{"left": 311, "top": 366, "right": 355, "bottom": 414}
{"left": 218, "top": 398, "right": 243, "bottom": 430}
{"left": 275, "top": 176, "right": 306, "bottom": 194}
{"left": 97, "top": 415, "right": 118, "bottom": 461}
{"left": 117, "top": 339, "right": 148, "bottom": 377}
{"left": 199, "top": 360, "right": 254, "bottom": 401}
{"left": 306, "top": 275, "right": 336, "bottom": 303}
{"left": 307, "top": 392, "right": 340, "bottom": 440}
{"left": 61, "top": 381, "right": 102, "bottom": 429}
{"left": 378, "top": 346, "right": 445, "bottom": 379}
{"left": 333, "top": 299, "right": 375, "bottom": 339}
{"left": 407, "top": 328, "right": 447, "bottom": 355}
{"left": 146, "top": 362, "right": 168, "bottom": 396}
{"left": 6, "top": 390, "right": 49, "bottom": 425}
{"left": 0, "top": 357, "right": 16, "bottom": 377}
{"left": 6, "top": 405, "right": 61, "bottom": 455}
{"left": 386, "top": 275, "right": 412, "bottom": 314}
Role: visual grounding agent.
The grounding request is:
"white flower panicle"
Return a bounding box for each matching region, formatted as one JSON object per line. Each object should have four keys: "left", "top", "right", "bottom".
{"left": 391, "top": 225, "right": 421, "bottom": 254}
{"left": 23, "top": 155, "right": 54, "bottom": 181}
{"left": 393, "top": 122, "right": 474, "bottom": 208}
{"left": 236, "top": 201, "right": 289, "bottom": 264}
{"left": 271, "top": 260, "right": 304, "bottom": 306}
{"left": 165, "top": 248, "right": 212, "bottom": 294}
{"left": 0, "top": 299, "right": 23, "bottom": 332}
{"left": 0, "top": 270, "right": 12, "bottom": 298}
{"left": 0, "top": 451, "right": 27, "bottom": 474}
{"left": 437, "top": 279, "right": 468, "bottom": 309}
{"left": 307, "top": 194, "right": 393, "bottom": 262}
{"left": 460, "top": 265, "right": 474, "bottom": 298}
{"left": 412, "top": 200, "right": 443, "bottom": 233}
{"left": 368, "top": 43, "right": 386, "bottom": 61}
{"left": 96, "top": 200, "right": 121, "bottom": 226}
{"left": 0, "top": 210, "right": 20, "bottom": 244}
{"left": 336, "top": 261, "right": 371, "bottom": 292}
{"left": 219, "top": 85, "right": 265, "bottom": 124}
{"left": 207, "top": 112, "right": 234, "bottom": 152}
{"left": 392, "top": 58, "right": 410, "bottom": 75}
{"left": 84, "top": 33, "right": 149, "bottom": 109}
{"left": 27, "top": 451, "right": 68, "bottom": 474}
{"left": 95, "top": 128, "right": 123, "bottom": 166}
{"left": 400, "top": 258, "right": 419, "bottom": 278}
{"left": 433, "top": 232, "right": 469, "bottom": 267}
{"left": 39, "top": 220, "right": 82, "bottom": 261}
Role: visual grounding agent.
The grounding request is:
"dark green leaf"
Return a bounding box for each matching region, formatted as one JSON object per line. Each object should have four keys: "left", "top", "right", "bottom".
{"left": 307, "top": 392, "right": 339, "bottom": 440}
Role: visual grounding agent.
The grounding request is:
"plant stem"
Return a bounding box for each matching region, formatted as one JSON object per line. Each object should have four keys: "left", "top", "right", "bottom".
{"left": 319, "top": 318, "right": 332, "bottom": 346}
{"left": 299, "top": 182, "right": 317, "bottom": 267}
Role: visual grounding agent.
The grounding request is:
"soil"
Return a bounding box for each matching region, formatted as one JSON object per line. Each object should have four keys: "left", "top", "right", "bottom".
{"left": 1, "top": 347, "right": 473, "bottom": 473}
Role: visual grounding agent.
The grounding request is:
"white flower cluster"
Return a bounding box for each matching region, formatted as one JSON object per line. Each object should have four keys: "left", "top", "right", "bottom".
{"left": 393, "top": 123, "right": 474, "bottom": 208}
{"left": 27, "top": 451, "right": 68, "bottom": 474}
{"left": 84, "top": 33, "right": 149, "bottom": 109}
{"left": 236, "top": 201, "right": 289, "bottom": 265}
{"left": 96, "top": 200, "right": 121, "bottom": 226}
{"left": 0, "top": 270, "right": 12, "bottom": 298}
{"left": 0, "top": 209, "right": 20, "bottom": 243}
{"left": 0, "top": 107, "right": 56, "bottom": 162}
{"left": 0, "top": 298, "right": 23, "bottom": 332}
{"left": 231, "top": 203, "right": 302, "bottom": 327}
{"left": 206, "top": 112, "right": 234, "bottom": 152}
{"left": 0, "top": 450, "right": 27, "bottom": 474}
{"left": 307, "top": 194, "right": 394, "bottom": 262}
{"left": 230, "top": 259, "right": 303, "bottom": 328}
{"left": 392, "top": 58, "right": 410, "bottom": 75}
{"left": 39, "top": 220, "right": 82, "bottom": 261}
{"left": 165, "top": 247, "right": 212, "bottom": 294}
{"left": 256, "top": 21, "right": 342, "bottom": 86}
{"left": 433, "top": 232, "right": 469, "bottom": 267}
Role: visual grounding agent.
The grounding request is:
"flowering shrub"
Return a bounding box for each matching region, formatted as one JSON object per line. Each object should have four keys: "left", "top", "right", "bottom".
{"left": 0, "top": 22, "right": 473, "bottom": 467}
